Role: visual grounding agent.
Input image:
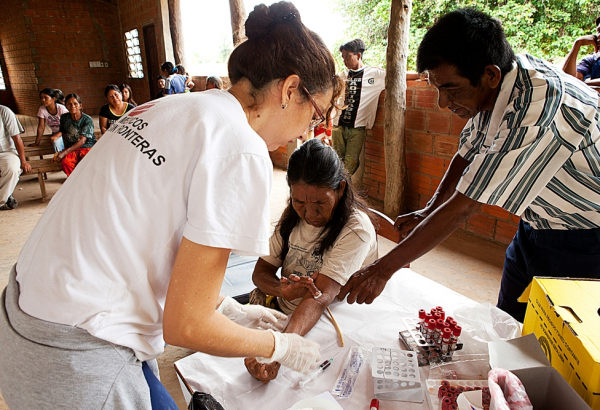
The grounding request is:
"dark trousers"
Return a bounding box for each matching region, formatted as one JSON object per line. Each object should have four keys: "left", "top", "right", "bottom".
{"left": 497, "top": 219, "right": 600, "bottom": 322}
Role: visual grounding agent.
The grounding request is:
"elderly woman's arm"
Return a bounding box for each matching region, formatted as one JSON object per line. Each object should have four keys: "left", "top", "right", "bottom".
{"left": 252, "top": 258, "right": 321, "bottom": 300}
{"left": 57, "top": 135, "right": 86, "bottom": 160}
{"left": 283, "top": 274, "right": 341, "bottom": 336}
{"left": 245, "top": 274, "right": 341, "bottom": 382}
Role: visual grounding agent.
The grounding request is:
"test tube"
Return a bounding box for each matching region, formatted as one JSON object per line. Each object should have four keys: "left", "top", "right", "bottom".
{"left": 450, "top": 325, "right": 462, "bottom": 356}
{"left": 441, "top": 328, "right": 451, "bottom": 354}
{"left": 435, "top": 319, "right": 444, "bottom": 344}
{"left": 424, "top": 313, "right": 433, "bottom": 332}
{"left": 418, "top": 309, "right": 426, "bottom": 333}
{"left": 426, "top": 319, "right": 436, "bottom": 343}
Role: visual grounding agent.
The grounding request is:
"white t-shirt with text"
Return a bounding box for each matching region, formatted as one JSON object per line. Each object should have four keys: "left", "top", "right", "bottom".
{"left": 333, "top": 66, "right": 386, "bottom": 129}
{"left": 16, "top": 90, "right": 273, "bottom": 361}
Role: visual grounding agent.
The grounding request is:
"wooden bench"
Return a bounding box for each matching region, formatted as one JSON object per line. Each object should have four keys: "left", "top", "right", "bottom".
{"left": 22, "top": 136, "right": 63, "bottom": 202}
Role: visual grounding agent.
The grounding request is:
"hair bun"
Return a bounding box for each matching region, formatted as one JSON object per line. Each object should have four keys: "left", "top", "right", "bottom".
{"left": 245, "top": 1, "right": 302, "bottom": 40}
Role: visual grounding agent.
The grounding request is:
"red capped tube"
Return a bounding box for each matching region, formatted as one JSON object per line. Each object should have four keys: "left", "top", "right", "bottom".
{"left": 370, "top": 398, "right": 379, "bottom": 410}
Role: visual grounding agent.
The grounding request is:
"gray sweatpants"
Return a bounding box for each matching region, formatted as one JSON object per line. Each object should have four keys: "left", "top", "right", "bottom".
{"left": 0, "top": 266, "right": 154, "bottom": 409}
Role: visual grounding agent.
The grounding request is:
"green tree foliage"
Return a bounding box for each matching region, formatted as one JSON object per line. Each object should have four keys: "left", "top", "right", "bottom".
{"left": 335, "top": 0, "right": 599, "bottom": 71}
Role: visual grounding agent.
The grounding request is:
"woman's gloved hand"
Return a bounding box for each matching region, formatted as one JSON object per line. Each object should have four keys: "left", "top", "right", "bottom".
{"left": 217, "top": 296, "right": 287, "bottom": 330}
{"left": 256, "top": 330, "right": 321, "bottom": 374}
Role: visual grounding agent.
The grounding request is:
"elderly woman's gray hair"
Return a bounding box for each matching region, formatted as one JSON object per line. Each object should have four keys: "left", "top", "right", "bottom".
{"left": 206, "top": 76, "right": 223, "bottom": 90}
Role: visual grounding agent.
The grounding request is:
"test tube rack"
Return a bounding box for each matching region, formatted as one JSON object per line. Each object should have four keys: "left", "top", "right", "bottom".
{"left": 371, "top": 347, "right": 423, "bottom": 402}
{"left": 399, "top": 318, "right": 463, "bottom": 366}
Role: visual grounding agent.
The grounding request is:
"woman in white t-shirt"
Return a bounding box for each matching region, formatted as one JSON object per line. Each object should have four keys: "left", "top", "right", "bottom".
{"left": 28, "top": 88, "right": 68, "bottom": 152}
{"left": 245, "top": 139, "right": 378, "bottom": 382}
{"left": 0, "top": 2, "right": 343, "bottom": 408}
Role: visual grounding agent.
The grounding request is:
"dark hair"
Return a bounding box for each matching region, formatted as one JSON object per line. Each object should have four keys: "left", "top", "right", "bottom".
{"left": 161, "top": 62, "right": 176, "bottom": 75}
{"left": 339, "top": 39, "right": 366, "bottom": 56}
{"left": 119, "top": 83, "right": 137, "bottom": 106}
{"left": 596, "top": 15, "right": 600, "bottom": 26}
{"left": 206, "top": 75, "right": 223, "bottom": 90}
{"left": 54, "top": 89, "right": 65, "bottom": 105}
{"left": 104, "top": 84, "right": 121, "bottom": 98}
{"left": 417, "top": 8, "right": 515, "bottom": 86}
{"left": 276, "top": 139, "right": 374, "bottom": 259}
{"left": 39, "top": 88, "right": 57, "bottom": 100}
{"left": 228, "top": 1, "right": 342, "bottom": 120}
{"left": 175, "top": 64, "right": 186, "bottom": 75}
{"left": 64, "top": 93, "right": 81, "bottom": 105}
{"left": 157, "top": 75, "right": 166, "bottom": 81}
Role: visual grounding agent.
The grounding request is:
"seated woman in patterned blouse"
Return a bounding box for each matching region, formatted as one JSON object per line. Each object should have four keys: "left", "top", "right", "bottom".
{"left": 244, "top": 139, "right": 378, "bottom": 383}
{"left": 56, "top": 93, "right": 96, "bottom": 176}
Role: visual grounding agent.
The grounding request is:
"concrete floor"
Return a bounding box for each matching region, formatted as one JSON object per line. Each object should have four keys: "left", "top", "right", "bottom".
{"left": 0, "top": 166, "right": 506, "bottom": 409}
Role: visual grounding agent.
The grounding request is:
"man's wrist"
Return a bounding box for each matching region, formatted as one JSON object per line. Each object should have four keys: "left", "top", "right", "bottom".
{"left": 378, "top": 256, "right": 400, "bottom": 281}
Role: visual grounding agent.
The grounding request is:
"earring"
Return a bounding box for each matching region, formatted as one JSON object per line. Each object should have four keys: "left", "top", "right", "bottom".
{"left": 281, "top": 102, "right": 288, "bottom": 109}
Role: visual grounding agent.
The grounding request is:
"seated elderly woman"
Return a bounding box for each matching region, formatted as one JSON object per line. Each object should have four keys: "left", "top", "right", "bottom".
{"left": 245, "top": 139, "right": 378, "bottom": 383}
{"left": 56, "top": 93, "right": 96, "bottom": 176}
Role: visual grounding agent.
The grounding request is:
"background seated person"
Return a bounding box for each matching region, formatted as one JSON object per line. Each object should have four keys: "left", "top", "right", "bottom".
{"left": 205, "top": 75, "right": 223, "bottom": 90}
{"left": 176, "top": 64, "right": 195, "bottom": 91}
{"left": 155, "top": 75, "right": 166, "bottom": 99}
{"left": 160, "top": 61, "right": 186, "bottom": 95}
{"left": 57, "top": 93, "right": 96, "bottom": 176}
{"left": 29, "top": 88, "right": 68, "bottom": 152}
{"left": 562, "top": 15, "right": 600, "bottom": 88}
{"left": 244, "top": 139, "right": 378, "bottom": 383}
{"left": 119, "top": 83, "right": 137, "bottom": 107}
{"left": 99, "top": 84, "right": 134, "bottom": 134}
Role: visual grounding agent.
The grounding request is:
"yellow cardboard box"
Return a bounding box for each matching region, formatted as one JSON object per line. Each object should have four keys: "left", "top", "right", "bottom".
{"left": 521, "top": 277, "right": 600, "bottom": 409}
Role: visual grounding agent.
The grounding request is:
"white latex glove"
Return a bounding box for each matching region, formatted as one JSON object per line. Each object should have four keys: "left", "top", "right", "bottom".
{"left": 256, "top": 330, "right": 321, "bottom": 374}
{"left": 217, "top": 296, "right": 288, "bottom": 330}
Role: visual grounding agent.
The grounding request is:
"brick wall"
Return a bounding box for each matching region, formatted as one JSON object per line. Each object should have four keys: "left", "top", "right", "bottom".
{"left": 0, "top": 0, "right": 168, "bottom": 116}
{"left": 363, "top": 80, "right": 520, "bottom": 245}
{"left": 0, "top": 0, "right": 38, "bottom": 114}
{"left": 119, "top": 0, "right": 165, "bottom": 105}
{"left": 25, "top": 0, "right": 125, "bottom": 115}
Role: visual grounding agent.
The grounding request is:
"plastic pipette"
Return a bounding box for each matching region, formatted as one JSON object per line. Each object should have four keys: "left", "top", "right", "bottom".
{"left": 298, "top": 351, "right": 342, "bottom": 388}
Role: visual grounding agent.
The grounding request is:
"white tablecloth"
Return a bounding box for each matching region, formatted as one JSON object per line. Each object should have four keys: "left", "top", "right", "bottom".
{"left": 175, "top": 268, "right": 479, "bottom": 410}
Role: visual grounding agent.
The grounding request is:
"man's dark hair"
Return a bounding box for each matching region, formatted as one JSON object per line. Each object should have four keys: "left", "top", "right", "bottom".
{"left": 276, "top": 139, "right": 374, "bottom": 259}
{"left": 596, "top": 15, "right": 600, "bottom": 26}
{"left": 157, "top": 75, "right": 166, "bottom": 81}
{"left": 339, "top": 39, "right": 366, "bottom": 57}
{"left": 417, "top": 8, "right": 515, "bottom": 86}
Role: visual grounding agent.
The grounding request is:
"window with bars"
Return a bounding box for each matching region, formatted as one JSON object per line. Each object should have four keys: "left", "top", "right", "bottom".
{"left": 125, "top": 29, "right": 144, "bottom": 79}
{"left": 0, "top": 64, "right": 6, "bottom": 90}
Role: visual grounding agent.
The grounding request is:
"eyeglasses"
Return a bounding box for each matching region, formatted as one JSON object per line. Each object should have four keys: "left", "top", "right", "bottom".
{"left": 302, "top": 86, "right": 325, "bottom": 129}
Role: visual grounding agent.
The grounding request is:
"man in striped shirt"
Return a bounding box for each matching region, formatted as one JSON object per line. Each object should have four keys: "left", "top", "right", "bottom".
{"left": 338, "top": 8, "right": 600, "bottom": 322}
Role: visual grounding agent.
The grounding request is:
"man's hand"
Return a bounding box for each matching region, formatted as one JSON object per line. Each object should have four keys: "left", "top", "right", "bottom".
{"left": 337, "top": 261, "right": 391, "bottom": 304}
{"left": 27, "top": 142, "right": 39, "bottom": 147}
{"left": 394, "top": 210, "right": 428, "bottom": 239}
{"left": 21, "top": 161, "right": 32, "bottom": 174}
{"left": 576, "top": 34, "right": 600, "bottom": 53}
{"left": 244, "top": 357, "right": 280, "bottom": 384}
{"left": 279, "top": 271, "right": 321, "bottom": 301}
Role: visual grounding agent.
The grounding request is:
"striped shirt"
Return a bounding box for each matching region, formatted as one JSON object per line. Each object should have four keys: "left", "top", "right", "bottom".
{"left": 456, "top": 54, "right": 600, "bottom": 230}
